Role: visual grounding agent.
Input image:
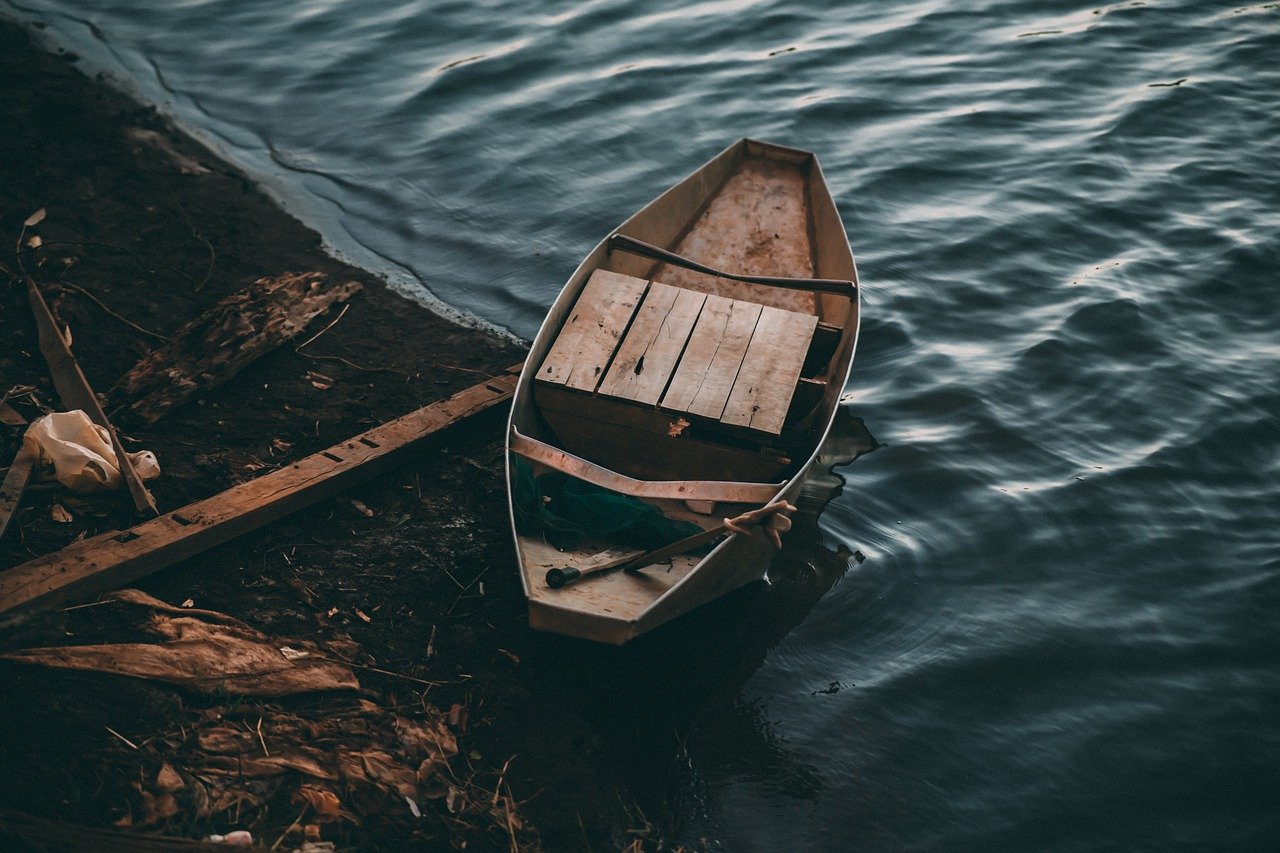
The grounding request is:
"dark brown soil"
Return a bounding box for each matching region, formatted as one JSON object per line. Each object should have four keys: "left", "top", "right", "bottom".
{"left": 0, "top": 16, "right": 543, "bottom": 852}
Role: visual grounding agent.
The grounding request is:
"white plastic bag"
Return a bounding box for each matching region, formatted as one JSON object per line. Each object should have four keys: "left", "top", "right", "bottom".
{"left": 23, "top": 410, "right": 160, "bottom": 493}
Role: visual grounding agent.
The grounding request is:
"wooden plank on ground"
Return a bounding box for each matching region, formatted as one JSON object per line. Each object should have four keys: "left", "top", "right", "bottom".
{"left": 721, "top": 306, "right": 819, "bottom": 435}
{"left": 0, "top": 447, "right": 36, "bottom": 542}
{"left": 598, "top": 283, "right": 705, "bottom": 405}
{"left": 0, "top": 367, "right": 522, "bottom": 624}
{"left": 662, "top": 296, "right": 762, "bottom": 420}
{"left": 27, "top": 276, "right": 158, "bottom": 516}
{"left": 537, "top": 270, "right": 647, "bottom": 392}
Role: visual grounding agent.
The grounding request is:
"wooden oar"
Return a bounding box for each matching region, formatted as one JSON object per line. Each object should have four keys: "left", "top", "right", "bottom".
{"left": 545, "top": 500, "right": 793, "bottom": 589}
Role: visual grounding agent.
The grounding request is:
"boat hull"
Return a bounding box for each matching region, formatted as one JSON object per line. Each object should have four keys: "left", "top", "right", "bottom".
{"left": 507, "top": 139, "right": 860, "bottom": 643}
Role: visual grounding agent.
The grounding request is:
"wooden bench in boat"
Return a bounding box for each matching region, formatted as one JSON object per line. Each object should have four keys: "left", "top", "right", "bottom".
{"left": 532, "top": 265, "right": 829, "bottom": 483}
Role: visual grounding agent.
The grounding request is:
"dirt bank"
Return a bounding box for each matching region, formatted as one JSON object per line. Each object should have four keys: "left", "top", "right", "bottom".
{"left": 0, "top": 16, "right": 542, "bottom": 851}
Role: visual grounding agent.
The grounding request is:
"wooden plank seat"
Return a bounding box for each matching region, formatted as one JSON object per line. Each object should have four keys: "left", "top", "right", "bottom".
{"left": 534, "top": 268, "right": 821, "bottom": 483}
{"left": 538, "top": 269, "right": 819, "bottom": 436}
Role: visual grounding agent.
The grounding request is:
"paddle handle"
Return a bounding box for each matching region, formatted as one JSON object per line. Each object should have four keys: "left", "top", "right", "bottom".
{"left": 544, "top": 523, "right": 730, "bottom": 589}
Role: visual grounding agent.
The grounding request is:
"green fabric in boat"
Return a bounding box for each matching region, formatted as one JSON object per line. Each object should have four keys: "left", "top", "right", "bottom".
{"left": 511, "top": 456, "right": 701, "bottom": 551}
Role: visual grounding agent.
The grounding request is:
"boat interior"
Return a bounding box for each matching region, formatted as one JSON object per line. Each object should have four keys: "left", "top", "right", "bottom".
{"left": 509, "top": 139, "right": 859, "bottom": 638}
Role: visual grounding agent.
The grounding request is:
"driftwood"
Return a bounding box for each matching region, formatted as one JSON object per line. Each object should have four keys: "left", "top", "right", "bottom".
{"left": 26, "top": 276, "right": 158, "bottom": 515}
{"left": 112, "top": 271, "right": 361, "bottom": 424}
{"left": 2, "top": 589, "right": 358, "bottom": 697}
{"left": 0, "top": 365, "right": 521, "bottom": 623}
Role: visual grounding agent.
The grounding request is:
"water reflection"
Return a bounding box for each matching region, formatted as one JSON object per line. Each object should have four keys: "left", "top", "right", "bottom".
{"left": 516, "top": 409, "right": 878, "bottom": 846}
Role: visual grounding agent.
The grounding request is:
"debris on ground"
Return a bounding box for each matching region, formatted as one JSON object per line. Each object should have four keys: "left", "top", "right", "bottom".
{"left": 111, "top": 272, "right": 361, "bottom": 425}
{"left": 2, "top": 590, "right": 358, "bottom": 697}
{"left": 23, "top": 410, "right": 160, "bottom": 493}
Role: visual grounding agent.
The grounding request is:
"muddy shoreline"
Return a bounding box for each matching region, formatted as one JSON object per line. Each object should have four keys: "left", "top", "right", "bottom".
{"left": 0, "top": 16, "right": 548, "bottom": 851}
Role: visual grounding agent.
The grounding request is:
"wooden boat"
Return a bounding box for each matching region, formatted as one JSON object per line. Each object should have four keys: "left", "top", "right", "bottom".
{"left": 505, "top": 139, "right": 860, "bottom": 644}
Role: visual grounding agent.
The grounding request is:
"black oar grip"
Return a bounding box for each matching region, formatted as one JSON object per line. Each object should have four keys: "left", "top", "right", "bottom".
{"left": 545, "top": 567, "right": 581, "bottom": 589}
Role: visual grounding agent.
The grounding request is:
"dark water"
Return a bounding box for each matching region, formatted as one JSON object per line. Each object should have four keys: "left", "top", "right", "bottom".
{"left": 7, "top": 0, "right": 1279, "bottom": 848}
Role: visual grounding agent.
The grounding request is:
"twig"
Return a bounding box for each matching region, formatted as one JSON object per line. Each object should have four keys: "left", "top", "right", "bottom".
{"left": 104, "top": 725, "right": 139, "bottom": 750}
{"left": 492, "top": 755, "right": 516, "bottom": 807}
{"left": 270, "top": 805, "right": 308, "bottom": 851}
{"left": 311, "top": 653, "right": 445, "bottom": 688}
{"left": 295, "top": 302, "right": 350, "bottom": 351}
{"left": 62, "top": 599, "right": 116, "bottom": 612}
{"left": 256, "top": 716, "right": 270, "bottom": 757}
{"left": 59, "top": 281, "right": 169, "bottom": 342}
{"left": 175, "top": 202, "right": 216, "bottom": 291}
{"left": 504, "top": 782, "right": 520, "bottom": 853}
{"left": 295, "top": 350, "right": 413, "bottom": 378}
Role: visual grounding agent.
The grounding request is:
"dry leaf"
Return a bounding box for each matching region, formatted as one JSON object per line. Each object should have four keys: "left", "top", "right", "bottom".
{"left": 667, "top": 416, "right": 691, "bottom": 437}
{"left": 351, "top": 500, "right": 373, "bottom": 518}
{"left": 292, "top": 785, "right": 342, "bottom": 821}
{"left": 24, "top": 208, "right": 46, "bottom": 227}
{"left": 360, "top": 750, "right": 419, "bottom": 798}
{"left": 280, "top": 646, "right": 310, "bottom": 661}
{"left": 181, "top": 598, "right": 195, "bottom": 608}
{"left": 25, "top": 235, "right": 42, "bottom": 249}
{"left": 354, "top": 608, "right": 372, "bottom": 623}
{"left": 137, "top": 789, "right": 179, "bottom": 826}
{"left": 447, "top": 703, "right": 469, "bottom": 733}
{"left": 197, "top": 752, "right": 335, "bottom": 780}
{"left": 50, "top": 503, "right": 72, "bottom": 523}
{"left": 156, "top": 762, "right": 185, "bottom": 793}
{"left": 271, "top": 437, "right": 292, "bottom": 454}
{"left": 311, "top": 380, "right": 332, "bottom": 390}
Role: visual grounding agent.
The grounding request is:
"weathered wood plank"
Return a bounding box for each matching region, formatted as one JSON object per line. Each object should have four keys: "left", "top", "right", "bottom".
{"left": 662, "top": 296, "right": 762, "bottom": 420}
{"left": 537, "top": 269, "right": 647, "bottom": 392}
{"left": 598, "top": 283, "right": 705, "bottom": 405}
{"left": 112, "top": 271, "right": 361, "bottom": 425}
{"left": 27, "top": 276, "right": 158, "bottom": 515}
{"left": 721, "top": 307, "right": 818, "bottom": 435}
{"left": 0, "top": 368, "right": 521, "bottom": 623}
{"left": 0, "top": 447, "right": 35, "bottom": 542}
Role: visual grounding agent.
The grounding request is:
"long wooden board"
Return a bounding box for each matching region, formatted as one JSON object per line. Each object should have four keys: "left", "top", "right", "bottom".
{"left": 0, "top": 367, "right": 521, "bottom": 623}
{"left": 538, "top": 270, "right": 647, "bottom": 392}
{"left": 599, "top": 283, "right": 706, "bottom": 405}
{"left": 721, "top": 306, "right": 818, "bottom": 435}
{"left": 661, "top": 295, "right": 762, "bottom": 419}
